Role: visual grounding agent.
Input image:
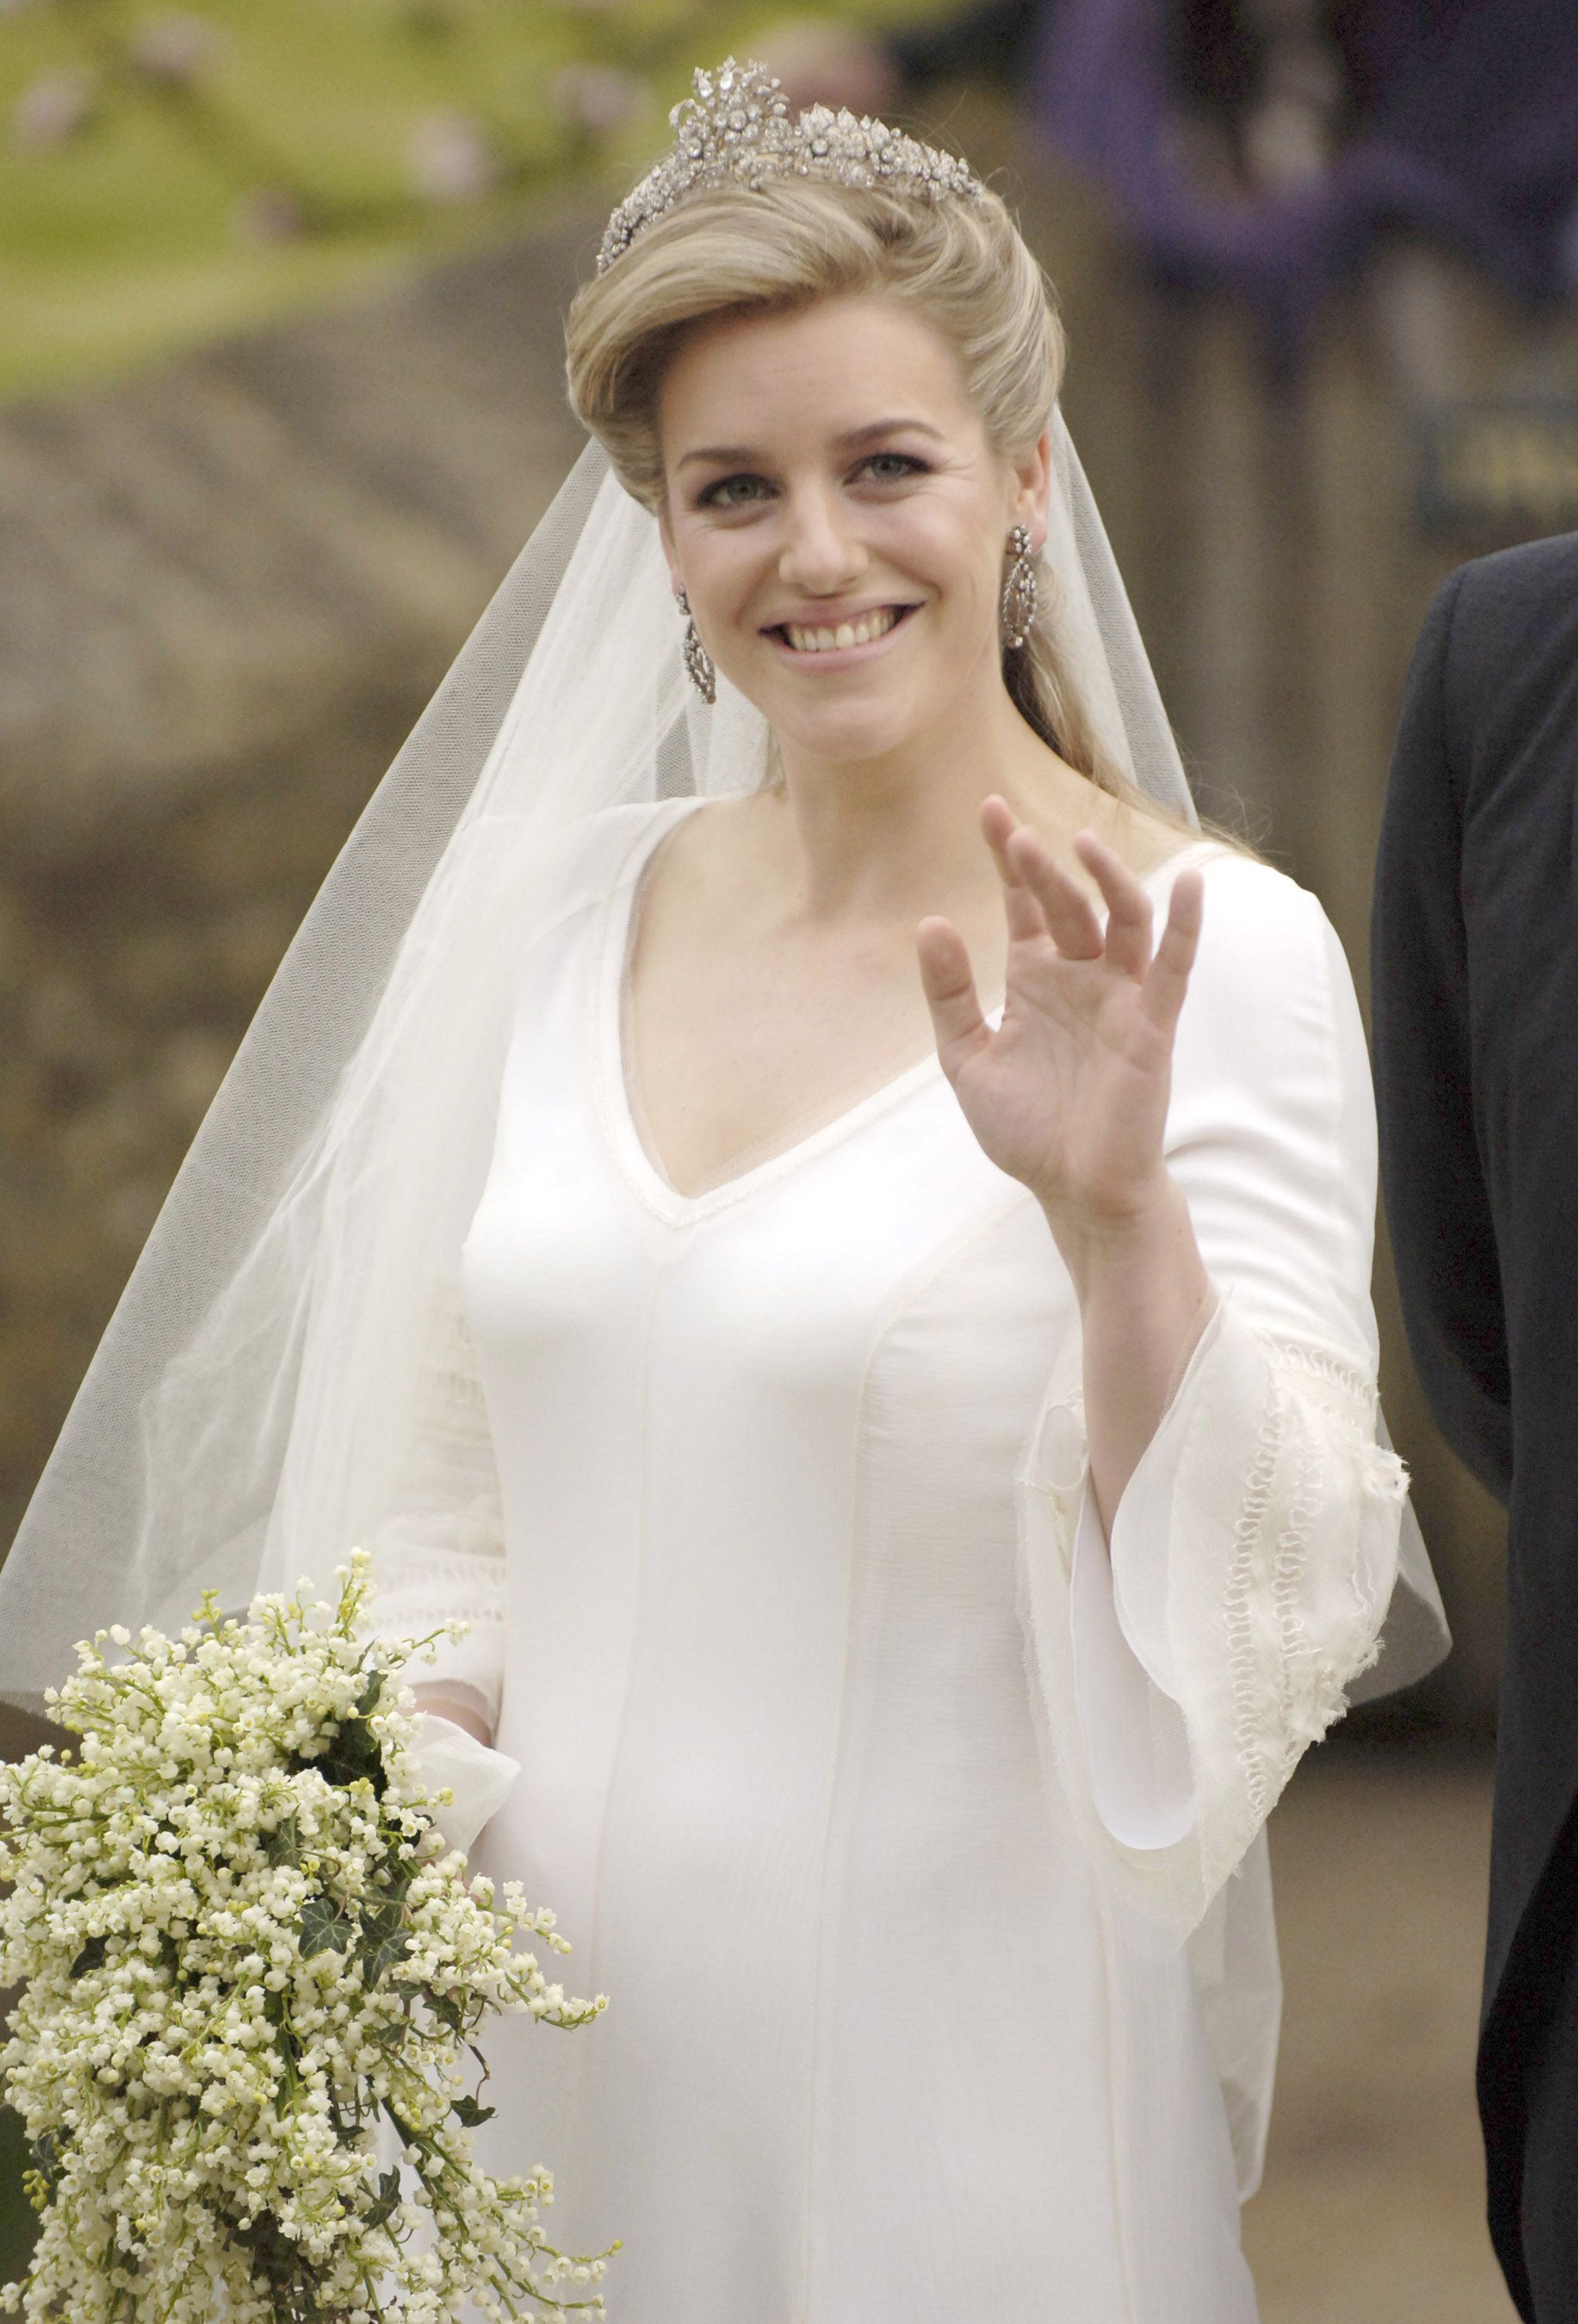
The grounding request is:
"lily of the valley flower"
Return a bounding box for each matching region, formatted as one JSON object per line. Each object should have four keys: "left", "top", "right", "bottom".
{"left": 0, "top": 1549, "right": 615, "bottom": 2324}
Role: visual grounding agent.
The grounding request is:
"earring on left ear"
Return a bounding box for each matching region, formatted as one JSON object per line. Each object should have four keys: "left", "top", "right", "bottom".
{"left": 1002, "top": 524, "right": 1038, "bottom": 652}
{"left": 676, "top": 585, "right": 717, "bottom": 706}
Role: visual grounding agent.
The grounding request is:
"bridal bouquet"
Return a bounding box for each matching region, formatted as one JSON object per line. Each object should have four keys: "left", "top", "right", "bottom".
{"left": 0, "top": 1549, "right": 614, "bottom": 2323}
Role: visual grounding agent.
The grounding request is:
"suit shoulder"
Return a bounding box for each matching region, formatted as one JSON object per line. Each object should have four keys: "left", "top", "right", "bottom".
{"left": 1425, "top": 531, "right": 1578, "bottom": 758}
{"left": 1450, "top": 530, "right": 1578, "bottom": 627}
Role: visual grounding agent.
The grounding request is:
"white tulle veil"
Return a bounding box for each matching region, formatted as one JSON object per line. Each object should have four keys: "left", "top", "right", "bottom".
{"left": 0, "top": 341, "right": 1446, "bottom": 1717}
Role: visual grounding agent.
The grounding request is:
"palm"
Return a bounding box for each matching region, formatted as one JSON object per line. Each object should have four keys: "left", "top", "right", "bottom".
{"left": 917, "top": 799, "right": 1202, "bottom": 1221}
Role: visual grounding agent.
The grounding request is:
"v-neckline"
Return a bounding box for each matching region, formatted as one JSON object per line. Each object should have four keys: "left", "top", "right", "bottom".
{"left": 597, "top": 800, "right": 962, "bottom": 1224}
{"left": 595, "top": 796, "right": 1218, "bottom": 1226}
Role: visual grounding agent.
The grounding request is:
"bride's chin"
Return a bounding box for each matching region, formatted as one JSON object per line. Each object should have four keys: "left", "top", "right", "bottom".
{"left": 765, "top": 694, "right": 920, "bottom": 764}
{"left": 776, "top": 722, "right": 915, "bottom": 769}
{"left": 727, "top": 658, "right": 925, "bottom": 762}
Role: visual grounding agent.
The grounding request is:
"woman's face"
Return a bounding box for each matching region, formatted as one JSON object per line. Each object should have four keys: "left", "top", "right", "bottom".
{"left": 656, "top": 294, "right": 1047, "bottom": 769}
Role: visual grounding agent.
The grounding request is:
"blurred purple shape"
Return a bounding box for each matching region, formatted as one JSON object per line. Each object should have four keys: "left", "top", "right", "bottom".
{"left": 407, "top": 108, "right": 500, "bottom": 202}
{"left": 754, "top": 18, "right": 900, "bottom": 118}
{"left": 230, "top": 186, "right": 308, "bottom": 245}
{"left": 126, "top": 11, "right": 225, "bottom": 86}
{"left": 1034, "top": 0, "right": 1578, "bottom": 364}
{"left": 12, "top": 69, "right": 95, "bottom": 152}
{"left": 549, "top": 63, "right": 651, "bottom": 139}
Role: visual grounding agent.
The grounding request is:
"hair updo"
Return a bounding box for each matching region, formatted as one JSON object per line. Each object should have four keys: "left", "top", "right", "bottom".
{"left": 565, "top": 170, "right": 1136, "bottom": 800}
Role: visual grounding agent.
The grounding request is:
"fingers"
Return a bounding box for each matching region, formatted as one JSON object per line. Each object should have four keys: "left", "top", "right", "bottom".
{"left": 978, "top": 796, "right": 1050, "bottom": 948}
{"left": 1144, "top": 866, "right": 1203, "bottom": 1035}
{"left": 1002, "top": 818, "right": 1105, "bottom": 961}
{"left": 915, "top": 914, "right": 989, "bottom": 1074}
{"left": 1070, "top": 830, "right": 1153, "bottom": 977}
{"left": 980, "top": 803, "right": 1204, "bottom": 1026}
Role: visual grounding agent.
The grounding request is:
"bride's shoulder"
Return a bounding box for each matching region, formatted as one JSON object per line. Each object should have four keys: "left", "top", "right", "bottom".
{"left": 578, "top": 796, "right": 689, "bottom": 863}
{"left": 1182, "top": 842, "right": 1323, "bottom": 929}
{"left": 1171, "top": 845, "right": 1360, "bottom": 1033}
{"left": 480, "top": 802, "right": 694, "bottom": 962}
{"left": 528, "top": 798, "right": 695, "bottom": 894}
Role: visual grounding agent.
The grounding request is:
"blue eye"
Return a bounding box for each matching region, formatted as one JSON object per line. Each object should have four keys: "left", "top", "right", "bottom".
{"left": 694, "top": 451, "right": 927, "bottom": 509}
{"left": 696, "top": 473, "right": 768, "bottom": 508}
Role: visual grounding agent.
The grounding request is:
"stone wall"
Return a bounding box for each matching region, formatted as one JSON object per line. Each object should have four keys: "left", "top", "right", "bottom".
{"left": 0, "top": 216, "right": 589, "bottom": 1731}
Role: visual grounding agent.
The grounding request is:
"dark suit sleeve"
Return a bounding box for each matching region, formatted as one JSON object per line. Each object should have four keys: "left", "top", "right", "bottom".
{"left": 1372, "top": 569, "right": 1513, "bottom": 1504}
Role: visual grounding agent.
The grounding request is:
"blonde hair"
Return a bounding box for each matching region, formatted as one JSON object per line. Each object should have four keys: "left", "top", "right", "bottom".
{"left": 566, "top": 173, "right": 1155, "bottom": 810}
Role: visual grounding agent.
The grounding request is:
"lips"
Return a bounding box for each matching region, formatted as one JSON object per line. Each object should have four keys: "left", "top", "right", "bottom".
{"left": 767, "top": 603, "right": 919, "bottom": 658}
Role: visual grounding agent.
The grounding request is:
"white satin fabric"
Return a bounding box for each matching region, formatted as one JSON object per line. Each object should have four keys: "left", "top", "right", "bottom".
{"left": 377, "top": 798, "right": 1406, "bottom": 2324}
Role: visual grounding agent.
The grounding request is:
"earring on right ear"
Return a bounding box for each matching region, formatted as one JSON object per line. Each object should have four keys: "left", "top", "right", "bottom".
{"left": 1002, "top": 524, "right": 1038, "bottom": 652}
{"left": 676, "top": 586, "right": 717, "bottom": 705}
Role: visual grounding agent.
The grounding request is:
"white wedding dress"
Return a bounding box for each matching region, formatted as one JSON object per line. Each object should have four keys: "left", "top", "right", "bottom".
{"left": 372, "top": 797, "right": 1406, "bottom": 2324}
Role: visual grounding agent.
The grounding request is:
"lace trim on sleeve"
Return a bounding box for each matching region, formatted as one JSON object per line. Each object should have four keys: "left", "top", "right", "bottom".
{"left": 1019, "top": 1298, "right": 1408, "bottom": 1934}
{"left": 1224, "top": 1377, "right": 1282, "bottom": 1827}
{"left": 1245, "top": 1332, "right": 1402, "bottom": 1783}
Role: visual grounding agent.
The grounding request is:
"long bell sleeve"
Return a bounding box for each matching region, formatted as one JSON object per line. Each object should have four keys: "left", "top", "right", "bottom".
{"left": 363, "top": 1282, "right": 518, "bottom": 1848}
{"left": 1017, "top": 853, "right": 1409, "bottom": 1940}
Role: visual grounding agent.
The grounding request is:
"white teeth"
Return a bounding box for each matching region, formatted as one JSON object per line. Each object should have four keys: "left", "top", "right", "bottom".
{"left": 783, "top": 607, "right": 903, "bottom": 654}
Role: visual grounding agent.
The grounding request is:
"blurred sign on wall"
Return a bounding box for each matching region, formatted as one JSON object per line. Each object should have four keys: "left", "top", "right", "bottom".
{"left": 1418, "top": 399, "right": 1578, "bottom": 546}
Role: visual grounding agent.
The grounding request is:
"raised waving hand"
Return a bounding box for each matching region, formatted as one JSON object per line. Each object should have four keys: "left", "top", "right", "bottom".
{"left": 916, "top": 795, "right": 1205, "bottom": 1229}
{"left": 918, "top": 796, "right": 1211, "bottom": 1524}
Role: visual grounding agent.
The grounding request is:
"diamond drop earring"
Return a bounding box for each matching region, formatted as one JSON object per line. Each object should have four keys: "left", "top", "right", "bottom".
{"left": 1001, "top": 524, "right": 1038, "bottom": 652}
{"left": 676, "top": 586, "right": 717, "bottom": 706}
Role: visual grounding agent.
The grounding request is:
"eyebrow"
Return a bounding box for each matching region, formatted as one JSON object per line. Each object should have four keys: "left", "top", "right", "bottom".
{"left": 676, "top": 418, "right": 946, "bottom": 471}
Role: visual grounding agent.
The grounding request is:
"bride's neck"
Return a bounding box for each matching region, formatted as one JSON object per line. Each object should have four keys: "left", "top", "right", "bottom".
{"left": 762, "top": 689, "right": 1095, "bottom": 923}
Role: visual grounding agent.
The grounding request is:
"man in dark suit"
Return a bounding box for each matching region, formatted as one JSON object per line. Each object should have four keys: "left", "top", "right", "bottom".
{"left": 1373, "top": 533, "right": 1578, "bottom": 2322}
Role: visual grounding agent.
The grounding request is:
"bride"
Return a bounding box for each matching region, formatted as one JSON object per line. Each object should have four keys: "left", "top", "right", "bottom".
{"left": 0, "top": 60, "right": 1446, "bottom": 2324}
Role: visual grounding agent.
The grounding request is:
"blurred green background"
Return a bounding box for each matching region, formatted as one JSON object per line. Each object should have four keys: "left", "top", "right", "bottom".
{"left": 0, "top": 0, "right": 944, "bottom": 402}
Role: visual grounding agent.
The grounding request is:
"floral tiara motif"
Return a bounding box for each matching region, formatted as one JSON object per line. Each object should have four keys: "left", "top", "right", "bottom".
{"left": 596, "top": 57, "right": 985, "bottom": 273}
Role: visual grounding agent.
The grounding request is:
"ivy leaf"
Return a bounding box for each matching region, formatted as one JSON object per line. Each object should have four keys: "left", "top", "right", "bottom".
{"left": 364, "top": 2165, "right": 402, "bottom": 2230}
{"left": 426, "top": 1989, "right": 464, "bottom": 2037}
{"left": 449, "top": 2092, "right": 494, "bottom": 2128}
{"left": 359, "top": 1925, "right": 412, "bottom": 1986}
{"left": 298, "top": 1714, "right": 387, "bottom": 1797}
{"left": 69, "top": 1934, "right": 107, "bottom": 1980}
{"left": 263, "top": 1813, "right": 301, "bottom": 1868}
{"left": 226, "top": 2203, "right": 315, "bottom": 2305}
{"left": 29, "top": 2127, "right": 62, "bottom": 2193}
{"left": 298, "top": 1893, "right": 349, "bottom": 1959}
{"left": 273, "top": 2025, "right": 301, "bottom": 2119}
{"left": 380, "top": 1846, "right": 417, "bottom": 1905}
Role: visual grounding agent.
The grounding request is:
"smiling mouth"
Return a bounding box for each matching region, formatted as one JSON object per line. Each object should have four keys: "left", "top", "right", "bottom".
{"left": 772, "top": 604, "right": 916, "bottom": 655}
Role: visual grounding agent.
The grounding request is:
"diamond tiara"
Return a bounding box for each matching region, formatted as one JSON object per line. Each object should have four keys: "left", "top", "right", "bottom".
{"left": 596, "top": 57, "right": 985, "bottom": 274}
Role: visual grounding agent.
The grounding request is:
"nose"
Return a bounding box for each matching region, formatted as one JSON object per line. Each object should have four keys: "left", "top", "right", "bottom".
{"left": 776, "top": 480, "right": 868, "bottom": 597}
